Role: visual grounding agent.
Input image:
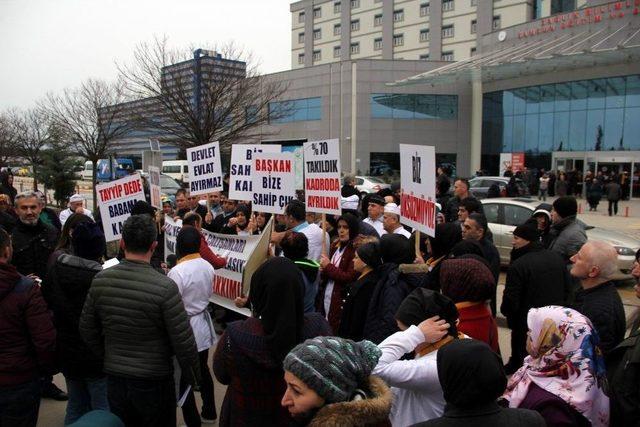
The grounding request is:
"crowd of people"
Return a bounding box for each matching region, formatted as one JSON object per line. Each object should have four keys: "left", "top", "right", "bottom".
{"left": 0, "top": 168, "right": 639, "bottom": 427}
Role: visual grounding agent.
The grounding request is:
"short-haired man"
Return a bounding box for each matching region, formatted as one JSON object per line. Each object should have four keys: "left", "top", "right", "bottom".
{"left": 548, "top": 196, "right": 587, "bottom": 263}
{"left": 444, "top": 178, "right": 482, "bottom": 223}
{"left": 174, "top": 189, "right": 189, "bottom": 219}
{"left": 80, "top": 215, "right": 201, "bottom": 426}
{"left": 187, "top": 192, "right": 208, "bottom": 219}
{"left": 182, "top": 213, "right": 226, "bottom": 269}
{"left": 0, "top": 226, "right": 56, "bottom": 426}
{"left": 382, "top": 203, "right": 410, "bottom": 238}
{"left": 457, "top": 197, "right": 482, "bottom": 223}
{"left": 206, "top": 191, "right": 223, "bottom": 218}
{"left": 362, "top": 195, "right": 387, "bottom": 237}
{"left": 284, "top": 200, "right": 329, "bottom": 262}
{"left": 341, "top": 175, "right": 360, "bottom": 199}
{"left": 570, "top": 240, "right": 625, "bottom": 355}
{"left": 204, "top": 196, "right": 236, "bottom": 233}
{"left": 280, "top": 230, "right": 319, "bottom": 313}
{"left": 59, "top": 193, "right": 94, "bottom": 226}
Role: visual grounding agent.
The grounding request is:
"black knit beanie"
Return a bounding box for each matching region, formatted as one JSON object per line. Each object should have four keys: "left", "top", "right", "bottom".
{"left": 395, "top": 288, "right": 459, "bottom": 337}
{"left": 131, "top": 200, "right": 156, "bottom": 217}
{"left": 72, "top": 222, "right": 106, "bottom": 261}
{"left": 356, "top": 242, "right": 382, "bottom": 268}
{"left": 283, "top": 337, "right": 381, "bottom": 403}
{"left": 513, "top": 221, "right": 538, "bottom": 242}
{"left": 552, "top": 196, "right": 577, "bottom": 219}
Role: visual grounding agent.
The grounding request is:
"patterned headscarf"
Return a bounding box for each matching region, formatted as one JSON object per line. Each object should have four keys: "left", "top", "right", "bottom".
{"left": 439, "top": 258, "right": 495, "bottom": 303}
{"left": 503, "top": 306, "right": 609, "bottom": 427}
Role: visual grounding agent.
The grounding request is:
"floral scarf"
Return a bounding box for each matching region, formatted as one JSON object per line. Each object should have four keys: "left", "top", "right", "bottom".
{"left": 503, "top": 306, "right": 609, "bottom": 427}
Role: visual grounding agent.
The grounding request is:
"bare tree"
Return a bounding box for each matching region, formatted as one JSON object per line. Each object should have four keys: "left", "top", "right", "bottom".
{"left": 41, "top": 79, "right": 133, "bottom": 210}
{"left": 9, "top": 108, "right": 52, "bottom": 190}
{"left": 116, "top": 36, "right": 291, "bottom": 153}
{"left": 0, "top": 113, "right": 17, "bottom": 167}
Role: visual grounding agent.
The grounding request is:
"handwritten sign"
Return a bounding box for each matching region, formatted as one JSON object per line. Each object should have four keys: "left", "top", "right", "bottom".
{"left": 148, "top": 166, "right": 161, "bottom": 209}
{"left": 303, "top": 139, "right": 341, "bottom": 215}
{"left": 252, "top": 152, "right": 296, "bottom": 215}
{"left": 186, "top": 141, "right": 223, "bottom": 196}
{"left": 96, "top": 174, "right": 146, "bottom": 242}
{"left": 400, "top": 144, "right": 436, "bottom": 237}
{"left": 229, "top": 144, "right": 281, "bottom": 201}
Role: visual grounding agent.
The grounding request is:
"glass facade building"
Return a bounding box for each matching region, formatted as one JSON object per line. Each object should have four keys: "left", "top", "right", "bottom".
{"left": 269, "top": 97, "right": 322, "bottom": 123}
{"left": 371, "top": 93, "right": 458, "bottom": 120}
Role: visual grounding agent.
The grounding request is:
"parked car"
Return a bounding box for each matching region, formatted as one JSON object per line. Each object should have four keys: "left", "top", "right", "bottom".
{"left": 162, "top": 160, "right": 189, "bottom": 183}
{"left": 480, "top": 197, "right": 640, "bottom": 279}
{"left": 469, "top": 176, "right": 528, "bottom": 199}
{"left": 355, "top": 176, "right": 391, "bottom": 195}
{"left": 140, "top": 172, "right": 182, "bottom": 201}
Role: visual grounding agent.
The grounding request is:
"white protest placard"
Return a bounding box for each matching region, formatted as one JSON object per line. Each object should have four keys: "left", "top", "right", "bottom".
{"left": 399, "top": 144, "right": 437, "bottom": 237}
{"left": 148, "top": 166, "right": 161, "bottom": 209}
{"left": 252, "top": 152, "right": 296, "bottom": 215}
{"left": 229, "top": 144, "right": 281, "bottom": 201}
{"left": 303, "top": 139, "right": 341, "bottom": 215}
{"left": 164, "top": 216, "right": 273, "bottom": 316}
{"left": 96, "top": 173, "right": 146, "bottom": 242}
{"left": 186, "top": 141, "right": 223, "bottom": 196}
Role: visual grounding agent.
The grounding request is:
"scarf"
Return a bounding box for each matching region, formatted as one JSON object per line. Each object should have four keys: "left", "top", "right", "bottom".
{"left": 503, "top": 306, "right": 609, "bottom": 427}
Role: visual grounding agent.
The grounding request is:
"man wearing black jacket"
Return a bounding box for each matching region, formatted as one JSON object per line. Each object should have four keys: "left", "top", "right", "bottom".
{"left": 501, "top": 221, "right": 572, "bottom": 374}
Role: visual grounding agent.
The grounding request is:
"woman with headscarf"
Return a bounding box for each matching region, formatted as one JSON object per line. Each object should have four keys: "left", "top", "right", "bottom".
{"left": 412, "top": 340, "right": 545, "bottom": 427}
{"left": 0, "top": 170, "right": 17, "bottom": 204}
{"left": 220, "top": 204, "right": 253, "bottom": 235}
{"left": 372, "top": 288, "right": 462, "bottom": 426}
{"left": 338, "top": 241, "right": 383, "bottom": 341}
{"left": 317, "top": 213, "right": 360, "bottom": 332}
{"left": 421, "top": 222, "right": 462, "bottom": 291}
{"left": 531, "top": 204, "right": 553, "bottom": 248}
{"left": 213, "top": 257, "right": 331, "bottom": 427}
{"left": 254, "top": 212, "right": 272, "bottom": 234}
{"left": 502, "top": 306, "right": 609, "bottom": 427}
{"left": 48, "top": 213, "right": 94, "bottom": 270}
{"left": 440, "top": 257, "right": 499, "bottom": 353}
{"left": 281, "top": 337, "right": 392, "bottom": 426}
{"left": 362, "top": 234, "right": 422, "bottom": 344}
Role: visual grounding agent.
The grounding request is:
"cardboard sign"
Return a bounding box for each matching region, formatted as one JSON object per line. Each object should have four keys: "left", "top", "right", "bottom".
{"left": 148, "top": 166, "right": 161, "bottom": 209}
{"left": 164, "top": 216, "right": 273, "bottom": 316}
{"left": 252, "top": 152, "right": 296, "bottom": 214}
{"left": 303, "top": 139, "right": 341, "bottom": 215}
{"left": 229, "top": 144, "right": 281, "bottom": 201}
{"left": 186, "top": 141, "right": 223, "bottom": 196}
{"left": 96, "top": 174, "right": 146, "bottom": 242}
{"left": 399, "top": 144, "right": 437, "bottom": 237}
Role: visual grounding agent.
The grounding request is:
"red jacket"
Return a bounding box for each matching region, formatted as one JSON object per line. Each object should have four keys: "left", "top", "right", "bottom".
{"left": 200, "top": 235, "right": 226, "bottom": 269}
{"left": 456, "top": 302, "right": 500, "bottom": 354}
{"left": 318, "top": 241, "right": 358, "bottom": 332}
{"left": 0, "top": 262, "right": 56, "bottom": 385}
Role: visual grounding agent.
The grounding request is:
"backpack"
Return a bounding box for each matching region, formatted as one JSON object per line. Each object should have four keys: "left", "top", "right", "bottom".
{"left": 606, "top": 325, "right": 640, "bottom": 426}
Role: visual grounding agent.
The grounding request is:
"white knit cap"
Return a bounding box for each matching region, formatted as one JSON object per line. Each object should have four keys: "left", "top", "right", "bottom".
{"left": 69, "top": 194, "right": 84, "bottom": 203}
{"left": 384, "top": 203, "right": 400, "bottom": 216}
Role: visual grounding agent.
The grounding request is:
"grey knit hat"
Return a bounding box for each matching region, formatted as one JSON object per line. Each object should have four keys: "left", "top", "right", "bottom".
{"left": 283, "top": 337, "right": 381, "bottom": 403}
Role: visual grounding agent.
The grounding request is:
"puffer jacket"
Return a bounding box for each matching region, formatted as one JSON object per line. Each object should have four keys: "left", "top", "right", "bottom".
{"left": 548, "top": 216, "right": 587, "bottom": 263}
{"left": 44, "top": 253, "right": 103, "bottom": 379}
{"left": 11, "top": 219, "right": 59, "bottom": 279}
{"left": 79, "top": 259, "right": 200, "bottom": 384}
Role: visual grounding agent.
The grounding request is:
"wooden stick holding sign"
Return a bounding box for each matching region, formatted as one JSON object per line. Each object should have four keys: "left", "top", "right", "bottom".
{"left": 414, "top": 230, "right": 421, "bottom": 260}
{"left": 321, "top": 213, "right": 327, "bottom": 257}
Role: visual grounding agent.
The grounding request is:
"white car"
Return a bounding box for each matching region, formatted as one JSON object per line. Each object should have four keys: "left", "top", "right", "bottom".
{"left": 355, "top": 176, "right": 391, "bottom": 195}
{"left": 480, "top": 197, "right": 640, "bottom": 279}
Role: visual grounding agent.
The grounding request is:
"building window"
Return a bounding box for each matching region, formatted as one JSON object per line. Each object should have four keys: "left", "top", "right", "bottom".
{"left": 470, "top": 20, "right": 477, "bottom": 34}
{"left": 350, "top": 19, "right": 360, "bottom": 31}
{"left": 313, "top": 7, "right": 321, "bottom": 18}
{"left": 441, "top": 51, "right": 454, "bottom": 61}
{"left": 442, "top": 24, "right": 454, "bottom": 38}
{"left": 313, "top": 50, "right": 321, "bottom": 61}
{"left": 420, "top": 2, "right": 430, "bottom": 16}
{"left": 334, "top": 23, "right": 341, "bottom": 35}
{"left": 371, "top": 93, "right": 458, "bottom": 120}
{"left": 420, "top": 54, "right": 430, "bottom": 60}
{"left": 420, "top": 29, "right": 430, "bottom": 42}
{"left": 298, "top": 53, "right": 305, "bottom": 64}
{"left": 298, "top": 12, "right": 305, "bottom": 23}
{"left": 493, "top": 15, "right": 501, "bottom": 30}
{"left": 442, "top": 0, "right": 454, "bottom": 11}
{"left": 334, "top": 1, "right": 341, "bottom": 13}
{"left": 298, "top": 32, "right": 305, "bottom": 43}
{"left": 393, "top": 9, "right": 404, "bottom": 22}
{"left": 374, "top": 14, "right": 383, "bottom": 26}
{"left": 334, "top": 45, "right": 341, "bottom": 57}
{"left": 269, "top": 97, "right": 322, "bottom": 124}
{"left": 374, "top": 38, "right": 383, "bottom": 50}
{"left": 393, "top": 34, "right": 404, "bottom": 47}
{"left": 350, "top": 42, "right": 360, "bottom": 54}
{"left": 470, "top": 47, "right": 477, "bottom": 56}
{"left": 351, "top": 0, "right": 359, "bottom": 9}
{"left": 313, "top": 29, "right": 321, "bottom": 40}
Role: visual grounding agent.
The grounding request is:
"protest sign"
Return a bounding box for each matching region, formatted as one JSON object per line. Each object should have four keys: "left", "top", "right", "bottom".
{"left": 186, "top": 141, "right": 223, "bottom": 196}
{"left": 499, "top": 152, "right": 525, "bottom": 176}
{"left": 303, "top": 139, "right": 341, "bottom": 215}
{"left": 252, "top": 152, "right": 296, "bottom": 215}
{"left": 164, "top": 216, "right": 273, "bottom": 316}
{"left": 399, "top": 144, "right": 437, "bottom": 237}
{"left": 229, "top": 144, "right": 281, "bottom": 201}
{"left": 148, "top": 166, "right": 161, "bottom": 209}
{"left": 96, "top": 173, "right": 146, "bottom": 242}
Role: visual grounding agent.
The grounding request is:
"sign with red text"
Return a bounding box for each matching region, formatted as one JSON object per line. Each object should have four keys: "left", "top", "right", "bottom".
{"left": 148, "top": 166, "right": 161, "bottom": 209}
{"left": 303, "top": 139, "right": 341, "bottom": 215}
{"left": 229, "top": 144, "right": 282, "bottom": 201}
{"left": 96, "top": 173, "right": 146, "bottom": 242}
{"left": 252, "top": 152, "right": 296, "bottom": 214}
{"left": 399, "top": 144, "right": 436, "bottom": 237}
{"left": 186, "top": 141, "right": 223, "bottom": 196}
{"left": 499, "top": 152, "right": 525, "bottom": 176}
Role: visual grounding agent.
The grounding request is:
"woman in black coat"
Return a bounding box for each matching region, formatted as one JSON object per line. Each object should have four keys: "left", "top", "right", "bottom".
{"left": 0, "top": 171, "right": 17, "bottom": 204}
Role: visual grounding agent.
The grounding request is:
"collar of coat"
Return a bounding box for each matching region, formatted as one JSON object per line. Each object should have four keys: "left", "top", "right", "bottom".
{"left": 308, "top": 376, "right": 392, "bottom": 427}
{"left": 178, "top": 253, "right": 201, "bottom": 264}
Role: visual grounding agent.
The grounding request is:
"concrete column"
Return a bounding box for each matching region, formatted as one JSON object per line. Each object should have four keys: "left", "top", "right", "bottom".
{"left": 340, "top": 1, "right": 351, "bottom": 60}
{"left": 350, "top": 61, "right": 358, "bottom": 174}
{"left": 304, "top": 4, "right": 314, "bottom": 67}
{"left": 430, "top": 0, "right": 443, "bottom": 60}
{"left": 470, "top": 76, "right": 483, "bottom": 174}
{"left": 382, "top": 0, "right": 393, "bottom": 59}
{"left": 476, "top": 0, "right": 493, "bottom": 54}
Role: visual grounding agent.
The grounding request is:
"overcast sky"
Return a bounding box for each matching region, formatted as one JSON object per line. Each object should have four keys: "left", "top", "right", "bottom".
{"left": 0, "top": 0, "right": 293, "bottom": 109}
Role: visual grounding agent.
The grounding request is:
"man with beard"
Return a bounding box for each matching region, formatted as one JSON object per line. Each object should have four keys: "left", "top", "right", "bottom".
{"left": 500, "top": 220, "right": 571, "bottom": 375}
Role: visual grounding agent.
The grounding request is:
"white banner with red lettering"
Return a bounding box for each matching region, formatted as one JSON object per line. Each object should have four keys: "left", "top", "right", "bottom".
{"left": 164, "top": 216, "right": 272, "bottom": 315}
{"left": 229, "top": 144, "right": 282, "bottom": 201}
{"left": 186, "top": 141, "right": 223, "bottom": 196}
{"left": 96, "top": 173, "right": 147, "bottom": 242}
{"left": 303, "top": 139, "right": 341, "bottom": 215}
{"left": 399, "top": 144, "right": 436, "bottom": 237}
{"left": 251, "top": 152, "right": 296, "bottom": 215}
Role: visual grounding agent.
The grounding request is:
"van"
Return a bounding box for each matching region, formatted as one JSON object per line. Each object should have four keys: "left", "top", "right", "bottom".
{"left": 81, "top": 161, "right": 93, "bottom": 180}
{"left": 162, "top": 160, "right": 189, "bottom": 183}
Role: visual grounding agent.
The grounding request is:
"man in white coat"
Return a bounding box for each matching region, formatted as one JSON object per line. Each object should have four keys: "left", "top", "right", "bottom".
{"left": 382, "top": 202, "right": 411, "bottom": 238}
{"left": 59, "top": 194, "right": 93, "bottom": 226}
{"left": 168, "top": 227, "right": 217, "bottom": 424}
{"left": 362, "top": 195, "right": 387, "bottom": 237}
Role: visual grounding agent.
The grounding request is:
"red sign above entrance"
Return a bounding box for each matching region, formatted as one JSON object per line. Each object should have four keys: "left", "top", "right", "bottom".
{"left": 518, "top": 1, "right": 640, "bottom": 39}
